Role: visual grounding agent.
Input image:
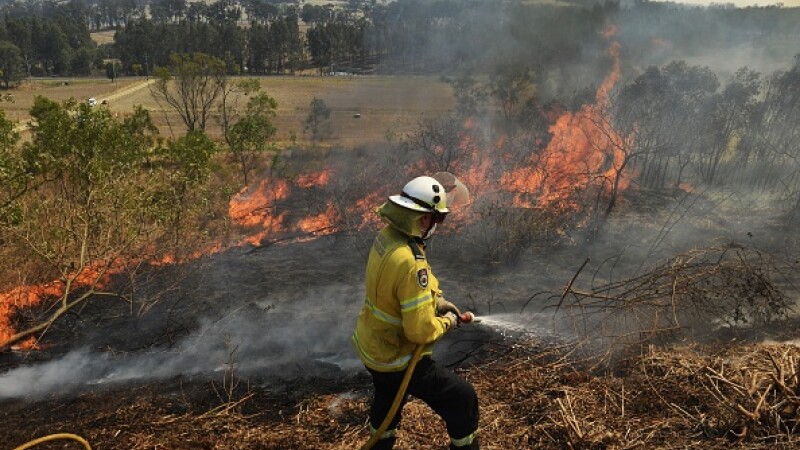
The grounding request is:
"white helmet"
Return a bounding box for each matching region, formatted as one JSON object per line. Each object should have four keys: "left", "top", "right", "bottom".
{"left": 389, "top": 176, "right": 449, "bottom": 214}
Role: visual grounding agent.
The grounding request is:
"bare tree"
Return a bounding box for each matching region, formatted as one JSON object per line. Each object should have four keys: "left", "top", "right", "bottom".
{"left": 151, "top": 52, "right": 227, "bottom": 131}
{"left": 407, "top": 115, "right": 477, "bottom": 174}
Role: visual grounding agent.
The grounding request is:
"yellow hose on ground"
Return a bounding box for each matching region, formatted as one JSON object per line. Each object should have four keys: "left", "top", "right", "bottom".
{"left": 359, "top": 344, "right": 425, "bottom": 450}
{"left": 12, "top": 433, "right": 92, "bottom": 450}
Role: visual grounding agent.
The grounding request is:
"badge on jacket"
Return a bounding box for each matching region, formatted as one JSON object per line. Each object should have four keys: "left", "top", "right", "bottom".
{"left": 417, "top": 268, "right": 429, "bottom": 288}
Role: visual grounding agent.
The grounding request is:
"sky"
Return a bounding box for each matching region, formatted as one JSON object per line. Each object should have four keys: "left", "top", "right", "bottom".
{"left": 657, "top": 0, "right": 800, "bottom": 6}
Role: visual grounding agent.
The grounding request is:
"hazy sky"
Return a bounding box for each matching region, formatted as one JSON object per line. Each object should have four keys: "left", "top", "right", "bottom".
{"left": 660, "top": 0, "right": 800, "bottom": 6}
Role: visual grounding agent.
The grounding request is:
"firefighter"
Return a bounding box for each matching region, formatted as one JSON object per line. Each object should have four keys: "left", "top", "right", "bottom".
{"left": 352, "top": 176, "right": 480, "bottom": 450}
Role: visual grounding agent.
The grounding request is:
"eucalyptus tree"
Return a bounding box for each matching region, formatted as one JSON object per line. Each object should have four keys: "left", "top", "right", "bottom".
{"left": 0, "top": 110, "right": 23, "bottom": 215}
{"left": 614, "top": 61, "right": 719, "bottom": 190}
{"left": 699, "top": 68, "right": 760, "bottom": 184}
{"left": 151, "top": 52, "right": 227, "bottom": 132}
{"left": 0, "top": 97, "right": 219, "bottom": 351}
{"left": 225, "top": 85, "right": 279, "bottom": 185}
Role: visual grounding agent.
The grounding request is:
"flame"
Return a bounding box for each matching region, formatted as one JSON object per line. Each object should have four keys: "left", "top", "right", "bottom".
{"left": 353, "top": 192, "right": 384, "bottom": 230}
{"left": 298, "top": 201, "right": 336, "bottom": 235}
{"left": 501, "top": 26, "right": 629, "bottom": 211}
{"left": 0, "top": 258, "right": 123, "bottom": 349}
{"left": 296, "top": 169, "right": 332, "bottom": 188}
{"left": 2, "top": 171, "right": 307, "bottom": 348}
{"left": 0, "top": 170, "right": 292, "bottom": 345}
{"left": 1, "top": 27, "right": 634, "bottom": 348}
{"left": 229, "top": 177, "right": 290, "bottom": 245}
{"left": 0, "top": 283, "right": 63, "bottom": 348}
{"left": 146, "top": 242, "right": 225, "bottom": 267}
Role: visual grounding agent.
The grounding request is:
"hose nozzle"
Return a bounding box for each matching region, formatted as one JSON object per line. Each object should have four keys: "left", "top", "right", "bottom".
{"left": 458, "top": 312, "right": 476, "bottom": 324}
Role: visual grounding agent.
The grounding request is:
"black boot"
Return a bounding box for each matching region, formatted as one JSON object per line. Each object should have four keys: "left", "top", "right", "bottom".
{"left": 372, "top": 437, "right": 396, "bottom": 450}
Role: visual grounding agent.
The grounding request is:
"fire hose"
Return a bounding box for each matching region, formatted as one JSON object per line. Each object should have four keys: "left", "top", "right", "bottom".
{"left": 12, "top": 313, "right": 477, "bottom": 450}
{"left": 12, "top": 434, "right": 92, "bottom": 450}
{"left": 359, "top": 312, "right": 476, "bottom": 450}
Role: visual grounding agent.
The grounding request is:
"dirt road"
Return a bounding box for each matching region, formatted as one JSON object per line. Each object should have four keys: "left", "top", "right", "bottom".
{"left": 11, "top": 78, "right": 155, "bottom": 134}
{"left": 99, "top": 78, "right": 155, "bottom": 104}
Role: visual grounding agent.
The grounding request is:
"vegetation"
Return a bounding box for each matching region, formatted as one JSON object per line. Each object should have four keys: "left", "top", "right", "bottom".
{"left": 0, "top": 97, "right": 227, "bottom": 350}
{"left": 304, "top": 97, "right": 331, "bottom": 143}
{"left": 0, "top": 0, "right": 796, "bottom": 81}
{"left": 2, "top": 1, "right": 800, "bottom": 448}
{"left": 222, "top": 80, "right": 279, "bottom": 185}
{"left": 613, "top": 57, "right": 800, "bottom": 190}
{"left": 151, "top": 52, "right": 228, "bottom": 132}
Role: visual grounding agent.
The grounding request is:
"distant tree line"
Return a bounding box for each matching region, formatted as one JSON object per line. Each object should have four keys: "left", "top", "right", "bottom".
{"left": 0, "top": 12, "right": 96, "bottom": 79}
{"left": 1, "top": 0, "right": 800, "bottom": 82}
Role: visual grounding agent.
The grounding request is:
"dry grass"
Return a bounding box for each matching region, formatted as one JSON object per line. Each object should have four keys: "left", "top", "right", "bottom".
{"left": 2, "top": 75, "right": 455, "bottom": 147}
{"left": 90, "top": 30, "right": 116, "bottom": 45}
{"left": 3, "top": 241, "right": 800, "bottom": 448}
{"left": 7, "top": 338, "right": 800, "bottom": 449}
{"left": 0, "top": 78, "right": 139, "bottom": 125}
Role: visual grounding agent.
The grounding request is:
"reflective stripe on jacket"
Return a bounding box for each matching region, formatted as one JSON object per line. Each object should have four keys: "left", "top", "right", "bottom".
{"left": 352, "top": 225, "right": 452, "bottom": 372}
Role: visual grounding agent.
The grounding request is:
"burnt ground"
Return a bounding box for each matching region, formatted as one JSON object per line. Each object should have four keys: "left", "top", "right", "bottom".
{"left": 4, "top": 188, "right": 800, "bottom": 449}
{"left": 6, "top": 333, "right": 800, "bottom": 449}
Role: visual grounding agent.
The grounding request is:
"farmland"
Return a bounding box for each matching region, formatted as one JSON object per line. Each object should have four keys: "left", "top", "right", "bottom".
{"left": 1, "top": 75, "right": 455, "bottom": 147}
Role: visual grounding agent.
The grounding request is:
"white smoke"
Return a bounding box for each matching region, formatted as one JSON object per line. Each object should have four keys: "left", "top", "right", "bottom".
{"left": 0, "top": 283, "right": 364, "bottom": 400}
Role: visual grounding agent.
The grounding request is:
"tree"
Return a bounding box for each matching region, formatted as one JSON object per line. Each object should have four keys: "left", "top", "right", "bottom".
{"left": 206, "top": 0, "right": 242, "bottom": 23}
{"left": 306, "top": 24, "right": 332, "bottom": 72}
{"left": 0, "top": 98, "right": 218, "bottom": 351}
{"left": 218, "top": 78, "right": 278, "bottom": 185}
{"left": 106, "top": 60, "right": 121, "bottom": 81}
{"left": 70, "top": 46, "right": 94, "bottom": 76}
{"left": 157, "top": 129, "right": 217, "bottom": 246}
{"left": 489, "top": 63, "right": 535, "bottom": 135}
{"left": 408, "top": 115, "right": 476, "bottom": 173}
{"left": 447, "top": 73, "right": 488, "bottom": 119}
{"left": 151, "top": 52, "right": 227, "bottom": 131}
{"left": 245, "top": 0, "right": 278, "bottom": 24}
{"left": 5, "top": 19, "right": 33, "bottom": 77}
{"left": 305, "top": 97, "right": 332, "bottom": 143}
{"left": 699, "top": 67, "right": 760, "bottom": 184}
{"left": 0, "top": 41, "right": 24, "bottom": 88}
{"left": 0, "top": 109, "right": 23, "bottom": 217}
{"left": 150, "top": 0, "right": 187, "bottom": 23}
{"left": 227, "top": 91, "right": 278, "bottom": 185}
{"left": 614, "top": 61, "right": 719, "bottom": 190}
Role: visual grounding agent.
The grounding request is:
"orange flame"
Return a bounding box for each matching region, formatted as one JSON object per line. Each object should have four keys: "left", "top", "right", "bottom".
{"left": 296, "top": 169, "right": 332, "bottom": 188}
{"left": 1, "top": 28, "right": 633, "bottom": 348}
{"left": 0, "top": 169, "right": 333, "bottom": 349}
{"left": 298, "top": 201, "right": 336, "bottom": 235}
{"left": 0, "top": 283, "right": 63, "bottom": 348}
{"left": 229, "top": 177, "right": 290, "bottom": 245}
{"left": 353, "top": 191, "right": 384, "bottom": 231}
{"left": 501, "top": 26, "right": 629, "bottom": 211}
{"left": 0, "top": 258, "right": 124, "bottom": 349}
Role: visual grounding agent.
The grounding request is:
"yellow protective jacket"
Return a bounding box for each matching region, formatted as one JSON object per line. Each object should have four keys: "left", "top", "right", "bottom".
{"left": 352, "top": 203, "right": 453, "bottom": 372}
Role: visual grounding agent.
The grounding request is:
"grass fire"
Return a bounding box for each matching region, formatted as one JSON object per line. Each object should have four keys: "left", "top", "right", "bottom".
{"left": 3, "top": 1, "right": 800, "bottom": 449}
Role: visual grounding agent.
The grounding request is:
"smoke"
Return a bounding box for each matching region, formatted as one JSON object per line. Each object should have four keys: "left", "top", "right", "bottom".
{"left": 5, "top": 0, "right": 800, "bottom": 402}
{"left": 0, "top": 279, "right": 364, "bottom": 400}
{"left": 2, "top": 183, "right": 796, "bottom": 400}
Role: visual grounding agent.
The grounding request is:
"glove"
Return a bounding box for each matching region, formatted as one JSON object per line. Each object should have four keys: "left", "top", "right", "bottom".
{"left": 436, "top": 296, "right": 461, "bottom": 317}
{"left": 443, "top": 312, "right": 458, "bottom": 329}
